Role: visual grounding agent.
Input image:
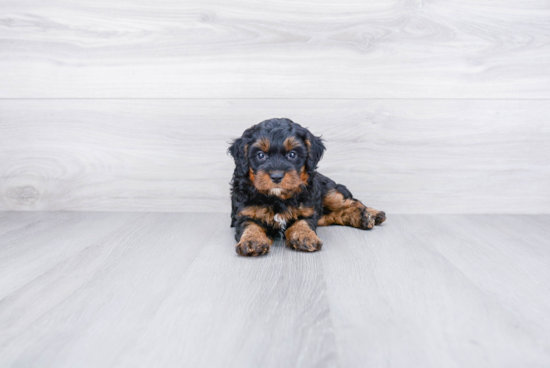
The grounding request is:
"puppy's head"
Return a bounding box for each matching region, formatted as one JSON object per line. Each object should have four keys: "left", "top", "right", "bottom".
{"left": 228, "top": 118, "right": 325, "bottom": 199}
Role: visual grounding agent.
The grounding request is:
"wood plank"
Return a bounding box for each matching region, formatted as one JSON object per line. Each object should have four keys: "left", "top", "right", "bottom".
{"left": 1, "top": 99, "right": 549, "bottom": 213}
{"left": 0, "top": 212, "right": 46, "bottom": 235}
{"left": 1, "top": 0, "right": 550, "bottom": 98}
{"left": 111, "top": 221, "right": 336, "bottom": 368}
{"left": 1, "top": 213, "right": 549, "bottom": 367}
{"left": 0, "top": 212, "right": 143, "bottom": 298}
{"left": 0, "top": 213, "right": 217, "bottom": 366}
{"left": 0, "top": 212, "right": 337, "bottom": 368}
{"left": 317, "top": 214, "right": 550, "bottom": 367}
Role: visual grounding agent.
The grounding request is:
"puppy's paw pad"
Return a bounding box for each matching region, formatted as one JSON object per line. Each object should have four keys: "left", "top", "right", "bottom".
{"left": 236, "top": 240, "right": 270, "bottom": 257}
{"left": 287, "top": 233, "right": 323, "bottom": 252}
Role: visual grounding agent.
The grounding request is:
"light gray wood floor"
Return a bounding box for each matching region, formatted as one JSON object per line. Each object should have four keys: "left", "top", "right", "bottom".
{"left": 0, "top": 212, "right": 549, "bottom": 367}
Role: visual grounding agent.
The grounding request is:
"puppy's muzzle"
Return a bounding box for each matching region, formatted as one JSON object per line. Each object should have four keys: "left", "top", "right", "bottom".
{"left": 269, "top": 171, "right": 284, "bottom": 184}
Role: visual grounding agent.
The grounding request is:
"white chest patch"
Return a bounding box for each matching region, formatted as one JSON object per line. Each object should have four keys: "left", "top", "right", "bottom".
{"left": 273, "top": 213, "right": 287, "bottom": 230}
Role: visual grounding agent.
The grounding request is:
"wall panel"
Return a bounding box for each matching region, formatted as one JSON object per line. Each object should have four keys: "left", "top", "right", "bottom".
{"left": 1, "top": 0, "right": 550, "bottom": 98}
{"left": 1, "top": 99, "right": 548, "bottom": 213}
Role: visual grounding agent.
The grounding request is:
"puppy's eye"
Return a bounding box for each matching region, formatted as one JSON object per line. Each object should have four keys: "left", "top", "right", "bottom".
{"left": 257, "top": 152, "right": 267, "bottom": 160}
{"left": 287, "top": 151, "right": 297, "bottom": 160}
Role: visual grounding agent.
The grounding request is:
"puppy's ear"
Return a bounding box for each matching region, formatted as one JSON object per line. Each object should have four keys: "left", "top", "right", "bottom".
{"left": 304, "top": 131, "right": 326, "bottom": 172}
{"left": 228, "top": 137, "right": 249, "bottom": 177}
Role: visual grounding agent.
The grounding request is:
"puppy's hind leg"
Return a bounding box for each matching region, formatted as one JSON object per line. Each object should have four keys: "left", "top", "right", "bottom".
{"left": 365, "top": 206, "right": 386, "bottom": 225}
{"left": 317, "top": 185, "right": 385, "bottom": 230}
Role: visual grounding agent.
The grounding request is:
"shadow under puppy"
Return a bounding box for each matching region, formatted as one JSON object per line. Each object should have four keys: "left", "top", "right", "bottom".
{"left": 229, "top": 118, "right": 386, "bottom": 256}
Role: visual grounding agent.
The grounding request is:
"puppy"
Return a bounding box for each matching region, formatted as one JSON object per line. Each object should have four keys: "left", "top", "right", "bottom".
{"left": 228, "top": 118, "right": 385, "bottom": 256}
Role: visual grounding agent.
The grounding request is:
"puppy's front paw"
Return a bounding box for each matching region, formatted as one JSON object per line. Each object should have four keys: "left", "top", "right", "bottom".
{"left": 236, "top": 239, "right": 270, "bottom": 257}
{"left": 286, "top": 231, "right": 323, "bottom": 252}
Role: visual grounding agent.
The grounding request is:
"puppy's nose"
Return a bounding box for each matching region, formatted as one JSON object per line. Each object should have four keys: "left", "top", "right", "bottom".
{"left": 269, "top": 171, "right": 284, "bottom": 184}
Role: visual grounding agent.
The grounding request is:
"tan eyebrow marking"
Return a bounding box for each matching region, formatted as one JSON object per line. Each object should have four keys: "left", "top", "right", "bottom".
{"left": 252, "top": 137, "right": 270, "bottom": 151}
{"left": 284, "top": 136, "right": 302, "bottom": 151}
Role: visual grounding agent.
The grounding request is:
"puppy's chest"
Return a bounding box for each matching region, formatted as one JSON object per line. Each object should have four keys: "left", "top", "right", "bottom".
{"left": 273, "top": 213, "right": 287, "bottom": 229}
{"left": 239, "top": 204, "right": 315, "bottom": 229}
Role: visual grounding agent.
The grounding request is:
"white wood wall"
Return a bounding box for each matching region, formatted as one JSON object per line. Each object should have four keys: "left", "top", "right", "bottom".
{"left": 1, "top": 0, "right": 549, "bottom": 213}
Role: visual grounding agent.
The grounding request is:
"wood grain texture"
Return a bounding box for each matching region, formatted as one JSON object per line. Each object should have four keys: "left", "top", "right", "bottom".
{"left": 317, "top": 215, "right": 550, "bottom": 367}
{"left": 1, "top": 99, "right": 549, "bottom": 213}
{"left": 0, "top": 212, "right": 337, "bottom": 368}
{"left": 1, "top": 0, "right": 550, "bottom": 98}
{"left": 1, "top": 212, "right": 549, "bottom": 367}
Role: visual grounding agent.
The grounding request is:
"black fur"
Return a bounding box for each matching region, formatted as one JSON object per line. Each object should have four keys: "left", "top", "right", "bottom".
{"left": 228, "top": 118, "right": 384, "bottom": 256}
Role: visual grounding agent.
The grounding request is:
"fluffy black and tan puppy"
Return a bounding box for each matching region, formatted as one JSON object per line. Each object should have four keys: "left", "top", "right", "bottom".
{"left": 228, "top": 118, "right": 386, "bottom": 256}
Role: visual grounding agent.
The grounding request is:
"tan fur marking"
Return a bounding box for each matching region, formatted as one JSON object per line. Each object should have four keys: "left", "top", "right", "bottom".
{"left": 300, "top": 167, "right": 309, "bottom": 183}
{"left": 366, "top": 207, "right": 386, "bottom": 224}
{"left": 322, "top": 189, "right": 362, "bottom": 211}
{"left": 252, "top": 137, "right": 270, "bottom": 152}
{"left": 240, "top": 222, "right": 272, "bottom": 244}
{"left": 319, "top": 189, "right": 374, "bottom": 229}
{"left": 240, "top": 206, "right": 276, "bottom": 225}
{"left": 279, "top": 170, "right": 303, "bottom": 194}
{"left": 284, "top": 136, "right": 301, "bottom": 151}
{"left": 318, "top": 208, "right": 364, "bottom": 228}
{"left": 239, "top": 205, "right": 315, "bottom": 228}
{"left": 236, "top": 222, "right": 273, "bottom": 256}
{"left": 285, "top": 220, "right": 322, "bottom": 252}
{"left": 366, "top": 207, "right": 383, "bottom": 218}
{"left": 304, "top": 139, "right": 315, "bottom": 160}
{"left": 252, "top": 169, "right": 305, "bottom": 199}
{"left": 317, "top": 216, "right": 330, "bottom": 226}
{"left": 253, "top": 171, "right": 274, "bottom": 192}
